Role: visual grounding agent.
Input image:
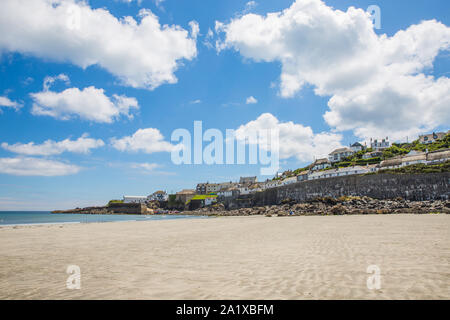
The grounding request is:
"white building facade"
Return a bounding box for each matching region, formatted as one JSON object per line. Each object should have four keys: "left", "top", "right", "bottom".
{"left": 123, "top": 196, "right": 147, "bottom": 204}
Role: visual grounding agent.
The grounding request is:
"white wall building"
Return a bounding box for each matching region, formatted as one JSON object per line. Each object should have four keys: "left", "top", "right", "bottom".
{"left": 123, "top": 196, "right": 147, "bottom": 204}
{"left": 370, "top": 137, "right": 390, "bottom": 151}
{"left": 148, "top": 191, "right": 168, "bottom": 201}
{"left": 263, "top": 180, "right": 282, "bottom": 189}
{"left": 310, "top": 158, "right": 331, "bottom": 171}
{"left": 350, "top": 142, "right": 364, "bottom": 152}
{"left": 204, "top": 197, "right": 217, "bottom": 206}
{"left": 281, "top": 176, "right": 297, "bottom": 186}
{"left": 297, "top": 171, "right": 310, "bottom": 182}
{"left": 328, "top": 148, "right": 354, "bottom": 163}
{"left": 217, "top": 189, "right": 233, "bottom": 197}
{"left": 308, "top": 166, "right": 370, "bottom": 180}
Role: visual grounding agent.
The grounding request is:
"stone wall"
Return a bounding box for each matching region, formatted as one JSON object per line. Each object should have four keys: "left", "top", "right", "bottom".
{"left": 105, "top": 202, "right": 148, "bottom": 214}
{"left": 225, "top": 173, "right": 450, "bottom": 208}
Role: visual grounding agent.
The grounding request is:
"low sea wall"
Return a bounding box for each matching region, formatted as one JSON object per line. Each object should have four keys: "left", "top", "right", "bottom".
{"left": 224, "top": 173, "right": 450, "bottom": 208}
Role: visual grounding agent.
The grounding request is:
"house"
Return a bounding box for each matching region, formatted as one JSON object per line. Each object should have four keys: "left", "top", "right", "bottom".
{"left": 380, "top": 157, "right": 402, "bottom": 169}
{"left": 380, "top": 149, "right": 450, "bottom": 169}
{"left": 175, "top": 189, "right": 196, "bottom": 204}
{"left": 426, "top": 149, "right": 450, "bottom": 164}
{"left": 188, "top": 195, "right": 218, "bottom": 209}
{"left": 238, "top": 185, "right": 250, "bottom": 195}
{"left": 123, "top": 196, "right": 147, "bottom": 204}
{"left": 402, "top": 154, "right": 427, "bottom": 166}
{"left": 217, "top": 188, "right": 233, "bottom": 198}
{"left": 362, "top": 151, "right": 383, "bottom": 160}
{"left": 310, "top": 158, "right": 331, "bottom": 171}
{"left": 239, "top": 176, "right": 257, "bottom": 185}
{"left": 205, "top": 183, "right": 221, "bottom": 193}
{"left": 297, "top": 170, "right": 310, "bottom": 182}
{"left": 381, "top": 153, "right": 426, "bottom": 169}
{"left": 350, "top": 142, "right": 365, "bottom": 152}
{"left": 418, "top": 132, "right": 447, "bottom": 144}
{"left": 197, "top": 181, "right": 236, "bottom": 194}
{"left": 370, "top": 137, "right": 390, "bottom": 151}
{"left": 204, "top": 197, "right": 217, "bottom": 206}
{"left": 281, "top": 176, "right": 297, "bottom": 186}
{"left": 196, "top": 183, "right": 208, "bottom": 195}
{"left": 148, "top": 190, "right": 168, "bottom": 201}
{"left": 328, "top": 148, "right": 354, "bottom": 163}
{"left": 308, "top": 166, "right": 370, "bottom": 180}
{"left": 263, "top": 180, "right": 282, "bottom": 189}
{"left": 248, "top": 183, "right": 263, "bottom": 193}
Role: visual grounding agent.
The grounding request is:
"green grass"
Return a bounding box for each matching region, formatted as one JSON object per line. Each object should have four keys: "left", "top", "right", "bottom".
{"left": 191, "top": 195, "right": 218, "bottom": 200}
{"left": 107, "top": 200, "right": 123, "bottom": 206}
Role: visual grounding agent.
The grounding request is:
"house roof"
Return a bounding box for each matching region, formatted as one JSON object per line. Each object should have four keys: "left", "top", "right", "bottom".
{"left": 329, "top": 147, "right": 353, "bottom": 155}
{"left": 427, "top": 149, "right": 450, "bottom": 161}
{"left": 313, "top": 158, "right": 330, "bottom": 165}
{"left": 419, "top": 132, "right": 446, "bottom": 139}
{"left": 176, "top": 189, "right": 195, "bottom": 195}
{"left": 239, "top": 176, "right": 257, "bottom": 183}
{"left": 351, "top": 142, "right": 364, "bottom": 147}
{"left": 153, "top": 190, "right": 166, "bottom": 194}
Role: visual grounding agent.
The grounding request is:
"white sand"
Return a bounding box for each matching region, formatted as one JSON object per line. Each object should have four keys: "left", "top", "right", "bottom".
{"left": 0, "top": 214, "right": 449, "bottom": 299}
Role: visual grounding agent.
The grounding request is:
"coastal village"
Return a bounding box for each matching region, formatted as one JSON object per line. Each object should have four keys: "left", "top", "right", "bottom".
{"left": 122, "top": 131, "right": 450, "bottom": 211}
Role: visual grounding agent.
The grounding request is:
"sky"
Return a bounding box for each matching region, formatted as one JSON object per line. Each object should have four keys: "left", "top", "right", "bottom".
{"left": 0, "top": 0, "right": 449, "bottom": 210}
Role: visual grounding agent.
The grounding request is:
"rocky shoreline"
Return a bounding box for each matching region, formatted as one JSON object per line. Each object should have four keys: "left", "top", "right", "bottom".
{"left": 53, "top": 197, "right": 450, "bottom": 217}
{"left": 180, "top": 197, "right": 450, "bottom": 217}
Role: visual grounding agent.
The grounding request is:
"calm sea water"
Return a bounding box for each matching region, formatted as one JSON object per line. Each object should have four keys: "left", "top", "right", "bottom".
{"left": 0, "top": 211, "right": 205, "bottom": 226}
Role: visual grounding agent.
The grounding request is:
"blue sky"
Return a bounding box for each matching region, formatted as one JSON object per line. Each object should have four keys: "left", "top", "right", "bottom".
{"left": 0, "top": 0, "right": 449, "bottom": 210}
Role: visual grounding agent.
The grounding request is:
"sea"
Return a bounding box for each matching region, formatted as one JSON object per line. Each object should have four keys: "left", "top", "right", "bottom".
{"left": 0, "top": 211, "right": 205, "bottom": 226}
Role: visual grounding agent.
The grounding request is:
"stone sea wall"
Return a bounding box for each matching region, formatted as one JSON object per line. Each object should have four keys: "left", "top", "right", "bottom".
{"left": 228, "top": 173, "right": 450, "bottom": 208}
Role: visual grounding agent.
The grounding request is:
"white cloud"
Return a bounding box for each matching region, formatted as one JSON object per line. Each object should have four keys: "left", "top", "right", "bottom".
{"left": 131, "top": 162, "right": 161, "bottom": 171}
{"left": 130, "top": 162, "right": 174, "bottom": 175}
{"left": 1, "top": 134, "right": 105, "bottom": 156}
{"left": 189, "top": 21, "right": 200, "bottom": 39}
{"left": 0, "top": 96, "right": 22, "bottom": 112}
{"left": 0, "top": 157, "right": 81, "bottom": 176}
{"left": 0, "top": 0, "right": 197, "bottom": 90}
{"left": 111, "top": 128, "right": 178, "bottom": 153}
{"left": 189, "top": 99, "right": 202, "bottom": 104}
{"left": 245, "top": 1, "right": 257, "bottom": 11}
{"left": 121, "top": 0, "right": 142, "bottom": 4}
{"left": 203, "top": 28, "right": 215, "bottom": 49}
{"left": 216, "top": 0, "right": 450, "bottom": 140}
{"left": 30, "top": 86, "right": 139, "bottom": 123}
{"left": 43, "top": 74, "right": 70, "bottom": 91}
{"left": 246, "top": 96, "right": 258, "bottom": 104}
{"left": 235, "top": 113, "right": 343, "bottom": 161}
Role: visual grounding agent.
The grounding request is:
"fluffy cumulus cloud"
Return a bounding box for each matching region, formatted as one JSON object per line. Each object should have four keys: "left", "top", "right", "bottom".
{"left": 0, "top": 96, "right": 22, "bottom": 112}
{"left": 0, "top": 0, "right": 198, "bottom": 90}
{"left": 246, "top": 96, "right": 258, "bottom": 104}
{"left": 0, "top": 157, "right": 81, "bottom": 176}
{"left": 216, "top": 0, "right": 450, "bottom": 140}
{"left": 30, "top": 85, "right": 139, "bottom": 123}
{"left": 235, "top": 113, "right": 343, "bottom": 161}
{"left": 1, "top": 134, "right": 104, "bottom": 156}
{"left": 111, "top": 128, "right": 178, "bottom": 153}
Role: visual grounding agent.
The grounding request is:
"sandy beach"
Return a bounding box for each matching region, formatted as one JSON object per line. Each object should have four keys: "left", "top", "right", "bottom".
{"left": 0, "top": 214, "right": 449, "bottom": 300}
